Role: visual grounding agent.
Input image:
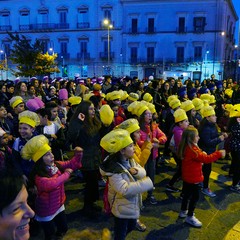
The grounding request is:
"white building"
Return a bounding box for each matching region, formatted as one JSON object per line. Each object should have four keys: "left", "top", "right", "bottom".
{"left": 0, "top": 0, "right": 238, "bottom": 81}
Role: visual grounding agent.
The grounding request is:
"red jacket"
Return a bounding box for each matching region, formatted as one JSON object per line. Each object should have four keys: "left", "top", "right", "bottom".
{"left": 35, "top": 154, "right": 82, "bottom": 217}
{"left": 182, "top": 145, "right": 222, "bottom": 184}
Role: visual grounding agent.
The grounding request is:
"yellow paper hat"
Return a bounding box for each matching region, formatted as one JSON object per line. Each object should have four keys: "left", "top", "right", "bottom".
{"left": 119, "top": 90, "right": 129, "bottom": 101}
{"left": 100, "top": 129, "right": 133, "bottom": 153}
{"left": 146, "top": 102, "right": 156, "bottom": 113}
{"left": 224, "top": 104, "right": 234, "bottom": 112}
{"left": 99, "top": 104, "right": 114, "bottom": 126}
{"left": 19, "top": 110, "right": 40, "bottom": 127}
{"left": 169, "top": 99, "right": 181, "bottom": 110}
{"left": 209, "top": 95, "right": 216, "bottom": 105}
{"left": 68, "top": 96, "right": 82, "bottom": 106}
{"left": 9, "top": 96, "right": 24, "bottom": 109}
{"left": 200, "top": 93, "right": 211, "bottom": 103}
{"left": 107, "top": 91, "right": 121, "bottom": 101}
{"left": 116, "top": 118, "right": 140, "bottom": 134}
{"left": 167, "top": 95, "right": 178, "bottom": 103}
{"left": 229, "top": 104, "right": 240, "bottom": 118}
{"left": 143, "top": 93, "right": 153, "bottom": 102}
{"left": 201, "top": 105, "right": 215, "bottom": 118}
{"left": 225, "top": 89, "right": 233, "bottom": 98}
{"left": 83, "top": 93, "right": 94, "bottom": 101}
{"left": 174, "top": 108, "right": 188, "bottom": 123}
{"left": 135, "top": 102, "right": 149, "bottom": 117}
{"left": 181, "top": 100, "right": 195, "bottom": 112}
{"left": 192, "top": 98, "right": 204, "bottom": 111}
{"left": 127, "top": 101, "right": 140, "bottom": 115}
{"left": 21, "top": 135, "right": 51, "bottom": 162}
{"left": 128, "top": 92, "right": 139, "bottom": 102}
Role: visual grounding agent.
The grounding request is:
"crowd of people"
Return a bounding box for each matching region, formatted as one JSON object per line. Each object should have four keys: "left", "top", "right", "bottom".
{"left": 0, "top": 73, "right": 239, "bottom": 240}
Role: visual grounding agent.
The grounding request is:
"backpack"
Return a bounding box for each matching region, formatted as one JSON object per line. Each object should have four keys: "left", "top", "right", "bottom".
{"left": 103, "top": 178, "right": 112, "bottom": 216}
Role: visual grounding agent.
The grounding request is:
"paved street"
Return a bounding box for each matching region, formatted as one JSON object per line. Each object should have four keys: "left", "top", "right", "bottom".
{"left": 31, "top": 157, "right": 240, "bottom": 240}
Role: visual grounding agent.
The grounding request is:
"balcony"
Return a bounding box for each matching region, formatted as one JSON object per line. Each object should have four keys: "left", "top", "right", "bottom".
{"left": 0, "top": 25, "right": 12, "bottom": 31}
{"left": 176, "top": 27, "right": 187, "bottom": 33}
{"left": 77, "top": 52, "right": 90, "bottom": 60}
{"left": 99, "top": 52, "right": 114, "bottom": 60}
{"left": 55, "top": 23, "right": 69, "bottom": 29}
{"left": 29, "top": 23, "right": 69, "bottom": 31}
{"left": 77, "top": 22, "right": 90, "bottom": 29}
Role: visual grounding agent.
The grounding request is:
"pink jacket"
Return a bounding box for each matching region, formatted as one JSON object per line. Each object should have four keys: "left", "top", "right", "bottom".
{"left": 138, "top": 123, "right": 167, "bottom": 160}
{"left": 35, "top": 154, "right": 82, "bottom": 217}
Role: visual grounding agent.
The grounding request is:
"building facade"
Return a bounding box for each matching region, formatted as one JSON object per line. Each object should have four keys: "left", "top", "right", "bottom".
{"left": 0, "top": 0, "right": 238, "bottom": 81}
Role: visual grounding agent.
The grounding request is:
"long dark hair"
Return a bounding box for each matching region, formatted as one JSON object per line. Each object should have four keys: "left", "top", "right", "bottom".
{"left": 138, "top": 110, "right": 152, "bottom": 132}
{"left": 70, "top": 100, "right": 101, "bottom": 136}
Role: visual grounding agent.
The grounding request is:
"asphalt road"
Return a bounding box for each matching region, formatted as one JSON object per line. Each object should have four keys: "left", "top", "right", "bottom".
{"left": 30, "top": 157, "right": 240, "bottom": 240}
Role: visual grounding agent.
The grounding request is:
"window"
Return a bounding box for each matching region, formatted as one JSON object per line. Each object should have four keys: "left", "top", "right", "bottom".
{"left": 148, "top": 18, "right": 154, "bottom": 33}
{"left": 194, "top": 46, "right": 202, "bottom": 61}
{"left": 60, "top": 42, "right": 68, "bottom": 54}
{"left": 78, "top": 7, "right": 89, "bottom": 28}
{"left": 132, "top": 18, "right": 138, "bottom": 33}
{"left": 39, "top": 40, "right": 48, "bottom": 53}
{"left": 193, "top": 17, "right": 206, "bottom": 32}
{"left": 177, "top": 47, "right": 184, "bottom": 63}
{"left": 59, "top": 11, "right": 67, "bottom": 24}
{"left": 147, "top": 47, "right": 154, "bottom": 63}
{"left": 0, "top": 10, "right": 11, "bottom": 30}
{"left": 130, "top": 47, "right": 138, "bottom": 63}
{"left": 104, "top": 9, "right": 111, "bottom": 21}
{"left": 37, "top": 8, "right": 48, "bottom": 24}
{"left": 178, "top": 17, "right": 185, "bottom": 33}
{"left": 80, "top": 41, "right": 88, "bottom": 58}
{"left": 19, "top": 9, "right": 30, "bottom": 30}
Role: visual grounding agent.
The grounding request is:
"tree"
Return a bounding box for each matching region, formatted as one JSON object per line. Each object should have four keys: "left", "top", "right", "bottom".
{"left": 8, "top": 33, "right": 60, "bottom": 77}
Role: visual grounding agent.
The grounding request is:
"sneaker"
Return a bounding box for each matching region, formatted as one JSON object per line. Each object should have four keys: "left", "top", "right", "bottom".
{"left": 146, "top": 195, "right": 158, "bottom": 205}
{"left": 179, "top": 210, "right": 188, "bottom": 218}
{"left": 201, "top": 188, "right": 216, "bottom": 197}
{"left": 185, "top": 216, "right": 202, "bottom": 227}
{"left": 135, "top": 220, "right": 146, "bottom": 232}
{"left": 230, "top": 185, "right": 240, "bottom": 193}
{"left": 166, "top": 184, "right": 180, "bottom": 193}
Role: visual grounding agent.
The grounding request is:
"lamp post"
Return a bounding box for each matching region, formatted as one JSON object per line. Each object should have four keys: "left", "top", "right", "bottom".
{"left": 103, "top": 19, "right": 113, "bottom": 74}
{"left": 204, "top": 50, "right": 209, "bottom": 78}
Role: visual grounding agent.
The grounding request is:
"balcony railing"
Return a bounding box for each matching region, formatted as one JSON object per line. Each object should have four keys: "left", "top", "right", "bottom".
{"left": 176, "top": 27, "right": 187, "bottom": 33}
{"left": 0, "top": 25, "right": 12, "bottom": 31}
{"left": 77, "top": 22, "right": 90, "bottom": 29}
{"left": 146, "top": 27, "right": 156, "bottom": 33}
{"left": 99, "top": 52, "right": 114, "bottom": 59}
{"left": 77, "top": 52, "right": 90, "bottom": 60}
{"left": 129, "top": 28, "right": 139, "bottom": 34}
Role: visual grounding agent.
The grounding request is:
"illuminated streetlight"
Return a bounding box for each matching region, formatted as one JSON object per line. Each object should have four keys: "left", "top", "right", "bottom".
{"left": 103, "top": 19, "right": 113, "bottom": 72}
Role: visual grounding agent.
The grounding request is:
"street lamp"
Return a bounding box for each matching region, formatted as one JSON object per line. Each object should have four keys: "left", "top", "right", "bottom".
{"left": 103, "top": 19, "right": 113, "bottom": 73}
{"left": 204, "top": 50, "right": 209, "bottom": 78}
{"left": 0, "top": 50, "right": 7, "bottom": 80}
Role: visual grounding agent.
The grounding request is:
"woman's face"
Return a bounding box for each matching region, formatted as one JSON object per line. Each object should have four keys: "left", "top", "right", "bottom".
{"left": 20, "top": 83, "right": 27, "bottom": 93}
{"left": 88, "top": 104, "right": 95, "bottom": 118}
{"left": 43, "top": 151, "right": 54, "bottom": 166}
{"left": 0, "top": 186, "right": 34, "bottom": 240}
{"left": 1, "top": 85, "right": 6, "bottom": 92}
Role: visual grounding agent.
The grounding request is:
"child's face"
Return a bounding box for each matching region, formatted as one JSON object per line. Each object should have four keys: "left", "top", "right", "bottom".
{"left": 38, "top": 114, "right": 48, "bottom": 126}
{"left": 179, "top": 119, "right": 189, "bottom": 129}
{"left": 15, "top": 103, "right": 25, "bottom": 114}
{"left": 193, "top": 132, "right": 200, "bottom": 144}
{"left": 121, "top": 143, "right": 134, "bottom": 159}
{"left": 133, "top": 130, "right": 141, "bottom": 142}
{"left": 50, "top": 107, "right": 58, "bottom": 120}
{"left": 0, "top": 106, "right": 7, "bottom": 118}
{"left": 207, "top": 115, "right": 217, "bottom": 123}
{"left": 191, "top": 109, "right": 196, "bottom": 117}
{"left": 0, "top": 134, "right": 9, "bottom": 146}
{"left": 112, "top": 106, "right": 119, "bottom": 117}
{"left": 18, "top": 124, "right": 34, "bottom": 140}
{"left": 42, "top": 151, "right": 54, "bottom": 166}
{"left": 144, "top": 110, "right": 152, "bottom": 124}
{"left": 61, "top": 99, "right": 68, "bottom": 107}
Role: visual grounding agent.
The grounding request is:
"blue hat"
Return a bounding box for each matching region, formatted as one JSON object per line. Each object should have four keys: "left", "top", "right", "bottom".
{"left": 188, "top": 88, "right": 197, "bottom": 99}
{"left": 178, "top": 87, "right": 187, "bottom": 98}
{"left": 198, "top": 87, "right": 209, "bottom": 94}
{"left": 215, "top": 81, "right": 223, "bottom": 89}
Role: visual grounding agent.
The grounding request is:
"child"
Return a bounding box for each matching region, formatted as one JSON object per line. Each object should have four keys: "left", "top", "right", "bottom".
{"left": 100, "top": 129, "right": 153, "bottom": 240}
{"left": 178, "top": 126, "right": 225, "bottom": 227}
{"left": 0, "top": 127, "right": 12, "bottom": 170}
{"left": 166, "top": 108, "right": 189, "bottom": 192}
{"left": 198, "top": 105, "right": 228, "bottom": 197}
{"left": 21, "top": 135, "right": 83, "bottom": 240}
{"left": 117, "top": 118, "right": 152, "bottom": 232}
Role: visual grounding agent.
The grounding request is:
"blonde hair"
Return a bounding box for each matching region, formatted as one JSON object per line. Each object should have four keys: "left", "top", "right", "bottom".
{"left": 178, "top": 126, "right": 199, "bottom": 159}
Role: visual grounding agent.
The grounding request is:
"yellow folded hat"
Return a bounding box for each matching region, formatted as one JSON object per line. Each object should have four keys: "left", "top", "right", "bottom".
{"left": 100, "top": 129, "right": 133, "bottom": 153}
{"left": 116, "top": 118, "right": 140, "bottom": 134}
{"left": 229, "top": 104, "right": 240, "bottom": 118}
{"left": 68, "top": 96, "right": 82, "bottom": 106}
{"left": 192, "top": 98, "right": 204, "bottom": 111}
{"left": 19, "top": 110, "right": 40, "bottom": 128}
{"left": 21, "top": 135, "right": 51, "bottom": 162}
{"left": 181, "top": 100, "right": 195, "bottom": 112}
{"left": 201, "top": 105, "right": 215, "bottom": 118}
{"left": 128, "top": 92, "right": 139, "bottom": 102}
{"left": 174, "top": 108, "right": 188, "bottom": 123}
{"left": 9, "top": 96, "right": 24, "bottom": 109}
{"left": 135, "top": 102, "right": 149, "bottom": 117}
{"left": 169, "top": 99, "right": 181, "bottom": 110}
{"left": 143, "top": 93, "right": 153, "bottom": 102}
{"left": 99, "top": 104, "right": 114, "bottom": 126}
{"left": 167, "top": 95, "right": 178, "bottom": 103}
